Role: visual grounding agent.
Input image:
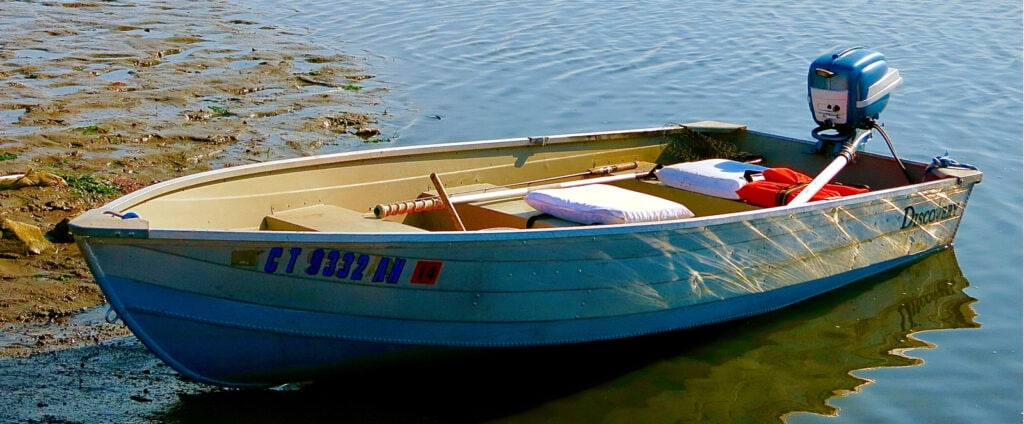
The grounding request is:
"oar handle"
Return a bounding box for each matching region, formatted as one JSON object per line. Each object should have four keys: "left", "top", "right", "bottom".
{"left": 373, "top": 197, "right": 446, "bottom": 218}
{"left": 587, "top": 161, "right": 638, "bottom": 175}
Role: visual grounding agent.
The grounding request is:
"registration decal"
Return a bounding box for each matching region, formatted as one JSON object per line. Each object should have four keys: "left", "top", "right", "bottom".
{"left": 410, "top": 260, "right": 443, "bottom": 285}
{"left": 262, "top": 247, "right": 414, "bottom": 285}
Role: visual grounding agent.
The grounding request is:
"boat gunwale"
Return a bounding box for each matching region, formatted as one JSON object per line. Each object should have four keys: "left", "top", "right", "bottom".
{"left": 69, "top": 123, "right": 983, "bottom": 243}
{"left": 74, "top": 176, "right": 976, "bottom": 245}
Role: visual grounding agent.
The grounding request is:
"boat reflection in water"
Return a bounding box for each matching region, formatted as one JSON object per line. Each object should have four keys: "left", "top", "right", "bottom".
{"left": 159, "top": 248, "right": 976, "bottom": 423}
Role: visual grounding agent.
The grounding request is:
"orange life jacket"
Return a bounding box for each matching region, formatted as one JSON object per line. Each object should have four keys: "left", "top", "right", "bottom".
{"left": 735, "top": 168, "right": 868, "bottom": 207}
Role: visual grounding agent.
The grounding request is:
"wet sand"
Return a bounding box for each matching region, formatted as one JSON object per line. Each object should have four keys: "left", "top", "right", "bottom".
{"left": 0, "top": 1, "right": 385, "bottom": 356}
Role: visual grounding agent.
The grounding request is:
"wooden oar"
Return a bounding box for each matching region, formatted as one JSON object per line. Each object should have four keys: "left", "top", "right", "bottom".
{"left": 373, "top": 166, "right": 651, "bottom": 219}
{"left": 787, "top": 130, "right": 872, "bottom": 207}
{"left": 429, "top": 172, "right": 466, "bottom": 231}
{"left": 497, "top": 161, "right": 638, "bottom": 188}
{"left": 437, "top": 162, "right": 640, "bottom": 197}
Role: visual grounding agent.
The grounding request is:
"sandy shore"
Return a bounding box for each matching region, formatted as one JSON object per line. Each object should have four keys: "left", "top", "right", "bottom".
{"left": 0, "top": 1, "right": 384, "bottom": 356}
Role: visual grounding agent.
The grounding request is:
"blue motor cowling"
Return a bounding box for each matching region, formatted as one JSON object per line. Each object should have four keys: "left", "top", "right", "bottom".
{"left": 808, "top": 47, "right": 902, "bottom": 141}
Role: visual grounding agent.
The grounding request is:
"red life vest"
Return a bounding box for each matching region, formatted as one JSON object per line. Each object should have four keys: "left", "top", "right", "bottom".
{"left": 735, "top": 168, "right": 868, "bottom": 207}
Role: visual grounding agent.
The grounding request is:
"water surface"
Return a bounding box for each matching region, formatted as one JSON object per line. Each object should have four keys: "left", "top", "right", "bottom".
{"left": 1, "top": 0, "right": 1020, "bottom": 422}
{"left": 251, "top": 1, "right": 1024, "bottom": 422}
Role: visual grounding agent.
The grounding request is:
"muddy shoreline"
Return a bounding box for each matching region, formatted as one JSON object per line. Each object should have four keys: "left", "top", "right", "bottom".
{"left": 1, "top": 1, "right": 386, "bottom": 356}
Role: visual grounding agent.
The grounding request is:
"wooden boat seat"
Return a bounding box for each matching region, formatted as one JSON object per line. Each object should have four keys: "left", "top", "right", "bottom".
{"left": 261, "top": 204, "right": 427, "bottom": 232}
{"left": 460, "top": 184, "right": 696, "bottom": 229}
{"left": 459, "top": 197, "right": 580, "bottom": 229}
{"left": 407, "top": 183, "right": 580, "bottom": 230}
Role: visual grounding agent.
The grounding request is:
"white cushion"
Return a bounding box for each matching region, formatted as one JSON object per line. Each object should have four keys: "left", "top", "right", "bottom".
{"left": 655, "top": 159, "right": 767, "bottom": 200}
{"left": 523, "top": 184, "right": 694, "bottom": 225}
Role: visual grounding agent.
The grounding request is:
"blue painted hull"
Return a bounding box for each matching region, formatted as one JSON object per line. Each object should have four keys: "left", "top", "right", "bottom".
{"left": 98, "top": 250, "right": 931, "bottom": 386}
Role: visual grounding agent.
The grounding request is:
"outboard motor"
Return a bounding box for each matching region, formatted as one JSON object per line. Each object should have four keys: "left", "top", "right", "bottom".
{"left": 808, "top": 47, "right": 902, "bottom": 144}
{"left": 788, "top": 47, "right": 911, "bottom": 206}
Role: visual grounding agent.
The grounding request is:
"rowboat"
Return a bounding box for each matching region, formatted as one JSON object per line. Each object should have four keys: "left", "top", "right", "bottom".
{"left": 69, "top": 49, "right": 982, "bottom": 387}
{"left": 68, "top": 120, "right": 980, "bottom": 387}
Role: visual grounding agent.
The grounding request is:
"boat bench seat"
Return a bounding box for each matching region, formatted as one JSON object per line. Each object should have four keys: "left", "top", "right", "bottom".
{"left": 261, "top": 204, "right": 427, "bottom": 233}
{"left": 411, "top": 182, "right": 577, "bottom": 228}
{"left": 413, "top": 183, "right": 580, "bottom": 230}
{"left": 457, "top": 184, "right": 694, "bottom": 228}
{"left": 459, "top": 197, "right": 581, "bottom": 229}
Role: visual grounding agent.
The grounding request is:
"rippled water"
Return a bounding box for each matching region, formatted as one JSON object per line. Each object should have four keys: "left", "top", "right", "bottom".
{"left": 2, "top": 1, "right": 1019, "bottom": 422}
{"left": 249, "top": 1, "right": 1023, "bottom": 422}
